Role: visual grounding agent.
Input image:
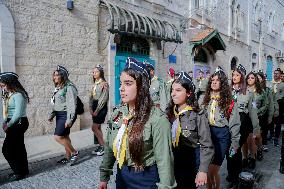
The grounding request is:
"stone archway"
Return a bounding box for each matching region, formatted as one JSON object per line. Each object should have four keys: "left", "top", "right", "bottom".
{"left": 0, "top": 3, "right": 15, "bottom": 138}
{"left": 0, "top": 2, "right": 16, "bottom": 72}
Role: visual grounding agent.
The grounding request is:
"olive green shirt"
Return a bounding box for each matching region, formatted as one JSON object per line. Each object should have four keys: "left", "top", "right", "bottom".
{"left": 150, "top": 76, "right": 167, "bottom": 112}
{"left": 271, "top": 81, "right": 284, "bottom": 117}
{"left": 89, "top": 80, "right": 109, "bottom": 113}
{"left": 165, "top": 79, "right": 174, "bottom": 103}
{"left": 99, "top": 105, "right": 176, "bottom": 189}
{"left": 178, "top": 110, "right": 214, "bottom": 173}
{"left": 232, "top": 88, "right": 260, "bottom": 134}
{"left": 205, "top": 98, "right": 241, "bottom": 148}
{"left": 247, "top": 88, "right": 267, "bottom": 117}
{"left": 49, "top": 82, "right": 77, "bottom": 125}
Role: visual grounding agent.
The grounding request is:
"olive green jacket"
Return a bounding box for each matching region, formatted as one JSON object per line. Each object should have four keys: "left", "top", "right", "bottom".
{"left": 271, "top": 81, "right": 284, "bottom": 117}
{"left": 205, "top": 98, "right": 241, "bottom": 149}
{"left": 150, "top": 76, "right": 167, "bottom": 112}
{"left": 89, "top": 80, "right": 109, "bottom": 113}
{"left": 99, "top": 105, "right": 176, "bottom": 189}
{"left": 178, "top": 110, "right": 214, "bottom": 173}
{"left": 232, "top": 89, "right": 260, "bottom": 134}
{"left": 49, "top": 82, "right": 77, "bottom": 125}
{"left": 264, "top": 88, "right": 274, "bottom": 122}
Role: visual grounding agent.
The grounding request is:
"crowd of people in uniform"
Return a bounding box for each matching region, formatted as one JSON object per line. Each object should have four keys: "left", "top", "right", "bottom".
{"left": 0, "top": 57, "right": 284, "bottom": 188}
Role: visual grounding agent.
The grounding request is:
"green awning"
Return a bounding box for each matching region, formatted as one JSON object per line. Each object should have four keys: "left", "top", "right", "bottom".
{"left": 190, "top": 29, "right": 226, "bottom": 51}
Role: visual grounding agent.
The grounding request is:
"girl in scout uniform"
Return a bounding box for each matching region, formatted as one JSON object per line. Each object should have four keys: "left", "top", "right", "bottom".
{"left": 271, "top": 68, "right": 284, "bottom": 146}
{"left": 167, "top": 71, "right": 214, "bottom": 189}
{"left": 48, "top": 65, "right": 79, "bottom": 166}
{"left": 98, "top": 57, "right": 176, "bottom": 189}
{"left": 0, "top": 72, "right": 30, "bottom": 181}
{"left": 202, "top": 67, "right": 240, "bottom": 189}
{"left": 145, "top": 63, "right": 167, "bottom": 112}
{"left": 89, "top": 65, "right": 109, "bottom": 156}
{"left": 226, "top": 65, "right": 260, "bottom": 187}
{"left": 257, "top": 71, "right": 274, "bottom": 151}
{"left": 245, "top": 72, "right": 263, "bottom": 168}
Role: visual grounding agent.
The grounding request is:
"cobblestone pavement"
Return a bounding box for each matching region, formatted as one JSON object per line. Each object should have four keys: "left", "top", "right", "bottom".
{"left": 0, "top": 141, "right": 282, "bottom": 189}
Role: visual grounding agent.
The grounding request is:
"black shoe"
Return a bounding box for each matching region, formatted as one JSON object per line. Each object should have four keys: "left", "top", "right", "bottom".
{"left": 57, "top": 158, "right": 69, "bottom": 164}
{"left": 69, "top": 151, "right": 79, "bottom": 166}
{"left": 94, "top": 146, "right": 104, "bottom": 156}
{"left": 8, "top": 174, "right": 27, "bottom": 182}
{"left": 274, "top": 139, "right": 279, "bottom": 147}
{"left": 242, "top": 159, "right": 248, "bottom": 169}
{"left": 248, "top": 157, "right": 256, "bottom": 169}
{"left": 257, "top": 149, "right": 263, "bottom": 161}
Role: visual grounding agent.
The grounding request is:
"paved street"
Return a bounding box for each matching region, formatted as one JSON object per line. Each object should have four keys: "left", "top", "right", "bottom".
{"left": 0, "top": 139, "right": 283, "bottom": 189}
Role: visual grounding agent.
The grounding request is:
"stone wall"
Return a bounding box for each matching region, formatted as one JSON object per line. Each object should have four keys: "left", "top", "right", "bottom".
{"left": 1, "top": 0, "right": 186, "bottom": 136}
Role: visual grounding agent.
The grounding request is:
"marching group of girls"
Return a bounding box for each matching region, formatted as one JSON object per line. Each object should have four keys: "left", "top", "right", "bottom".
{"left": 98, "top": 57, "right": 284, "bottom": 189}
{"left": 0, "top": 57, "right": 283, "bottom": 188}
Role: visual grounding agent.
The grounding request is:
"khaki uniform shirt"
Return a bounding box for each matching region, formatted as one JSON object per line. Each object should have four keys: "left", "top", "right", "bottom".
{"left": 178, "top": 110, "right": 214, "bottom": 172}
{"left": 205, "top": 98, "right": 241, "bottom": 148}
{"left": 99, "top": 105, "right": 176, "bottom": 189}
{"left": 89, "top": 79, "right": 109, "bottom": 113}
{"left": 49, "top": 82, "right": 77, "bottom": 125}
{"left": 232, "top": 89, "right": 260, "bottom": 134}
{"left": 271, "top": 81, "right": 284, "bottom": 117}
{"left": 150, "top": 76, "right": 167, "bottom": 112}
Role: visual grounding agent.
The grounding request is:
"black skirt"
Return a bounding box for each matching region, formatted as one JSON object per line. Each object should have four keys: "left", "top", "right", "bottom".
{"left": 54, "top": 111, "right": 77, "bottom": 136}
{"left": 92, "top": 100, "right": 108, "bottom": 124}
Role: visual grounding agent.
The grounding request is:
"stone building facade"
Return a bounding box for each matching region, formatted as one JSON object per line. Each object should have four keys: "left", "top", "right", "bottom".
{"left": 0, "top": 0, "right": 283, "bottom": 137}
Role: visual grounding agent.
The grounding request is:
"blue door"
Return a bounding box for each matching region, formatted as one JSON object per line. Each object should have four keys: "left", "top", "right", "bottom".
{"left": 266, "top": 57, "right": 273, "bottom": 81}
{"left": 114, "top": 53, "right": 155, "bottom": 105}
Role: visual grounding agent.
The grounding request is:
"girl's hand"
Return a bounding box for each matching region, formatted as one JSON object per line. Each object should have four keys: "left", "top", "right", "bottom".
{"left": 2, "top": 123, "right": 8, "bottom": 132}
{"left": 195, "top": 171, "right": 207, "bottom": 187}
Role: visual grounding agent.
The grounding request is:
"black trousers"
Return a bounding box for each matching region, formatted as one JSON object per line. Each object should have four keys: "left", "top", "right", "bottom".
{"left": 227, "top": 113, "right": 252, "bottom": 181}
{"left": 2, "top": 117, "right": 29, "bottom": 175}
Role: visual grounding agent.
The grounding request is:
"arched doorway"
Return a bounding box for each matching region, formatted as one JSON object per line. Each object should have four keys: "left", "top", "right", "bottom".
{"left": 193, "top": 48, "right": 211, "bottom": 78}
{"left": 266, "top": 56, "right": 273, "bottom": 81}
{"left": 114, "top": 35, "right": 155, "bottom": 104}
{"left": 0, "top": 3, "right": 15, "bottom": 138}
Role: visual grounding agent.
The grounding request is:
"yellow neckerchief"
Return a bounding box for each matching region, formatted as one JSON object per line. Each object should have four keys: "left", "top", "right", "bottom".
{"left": 92, "top": 79, "right": 103, "bottom": 97}
{"left": 113, "top": 113, "right": 134, "bottom": 169}
{"left": 198, "top": 77, "right": 204, "bottom": 88}
{"left": 172, "top": 105, "right": 193, "bottom": 147}
{"left": 167, "top": 78, "right": 174, "bottom": 84}
{"left": 272, "top": 80, "right": 281, "bottom": 93}
{"left": 209, "top": 95, "right": 220, "bottom": 125}
{"left": 3, "top": 92, "right": 13, "bottom": 120}
{"left": 151, "top": 75, "right": 158, "bottom": 82}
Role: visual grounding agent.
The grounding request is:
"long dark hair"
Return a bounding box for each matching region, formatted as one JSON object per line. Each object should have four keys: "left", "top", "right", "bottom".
{"left": 1, "top": 78, "right": 30, "bottom": 103}
{"left": 203, "top": 71, "right": 231, "bottom": 117}
{"left": 93, "top": 66, "right": 106, "bottom": 83}
{"left": 167, "top": 78, "right": 199, "bottom": 120}
{"left": 246, "top": 72, "right": 262, "bottom": 94}
{"left": 257, "top": 72, "right": 266, "bottom": 90}
{"left": 122, "top": 68, "right": 153, "bottom": 168}
{"left": 231, "top": 69, "right": 247, "bottom": 95}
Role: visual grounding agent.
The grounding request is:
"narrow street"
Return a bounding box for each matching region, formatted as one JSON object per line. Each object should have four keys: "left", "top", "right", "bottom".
{"left": 0, "top": 140, "right": 282, "bottom": 189}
